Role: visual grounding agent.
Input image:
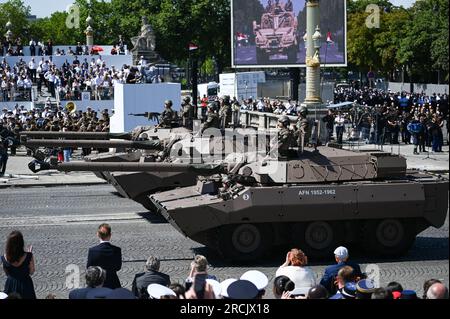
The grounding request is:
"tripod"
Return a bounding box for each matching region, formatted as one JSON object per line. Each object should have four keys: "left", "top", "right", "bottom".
{"left": 422, "top": 144, "right": 438, "bottom": 161}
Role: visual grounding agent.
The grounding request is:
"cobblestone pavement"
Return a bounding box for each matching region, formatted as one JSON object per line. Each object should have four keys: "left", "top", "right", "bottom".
{"left": 0, "top": 186, "right": 448, "bottom": 299}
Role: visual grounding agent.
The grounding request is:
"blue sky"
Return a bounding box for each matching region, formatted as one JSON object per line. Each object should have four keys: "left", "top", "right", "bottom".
{"left": 0, "top": 0, "right": 417, "bottom": 18}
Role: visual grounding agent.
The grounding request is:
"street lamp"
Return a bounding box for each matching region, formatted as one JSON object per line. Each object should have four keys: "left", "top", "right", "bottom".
{"left": 312, "top": 25, "right": 322, "bottom": 52}
{"left": 5, "top": 21, "right": 13, "bottom": 42}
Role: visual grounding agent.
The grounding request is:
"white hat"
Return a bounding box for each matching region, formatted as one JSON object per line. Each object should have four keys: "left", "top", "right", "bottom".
{"left": 334, "top": 246, "right": 349, "bottom": 260}
{"left": 290, "top": 287, "right": 310, "bottom": 297}
{"left": 147, "top": 284, "right": 176, "bottom": 299}
{"left": 219, "top": 279, "right": 237, "bottom": 298}
{"left": 0, "top": 292, "right": 8, "bottom": 299}
{"left": 206, "top": 279, "right": 222, "bottom": 299}
{"left": 240, "top": 270, "right": 268, "bottom": 291}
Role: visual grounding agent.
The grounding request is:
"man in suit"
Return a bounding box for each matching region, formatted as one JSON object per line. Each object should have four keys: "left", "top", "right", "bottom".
{"left": 132, "top": 256, "right": 170, "bottom": 299}
{"left": 319, "top": 246, "right": 362, "bottom": 294}
{"left": 87, "top": 224, "right": 122, "bottom": 289}
{"left": 69, "top": 266, "right": 112, "bottom": 299}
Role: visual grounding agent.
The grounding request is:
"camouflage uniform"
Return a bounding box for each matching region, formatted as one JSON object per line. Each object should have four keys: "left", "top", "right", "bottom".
{"left": 181, "top": 102, "right": 195, "bottom": 130}
{"left": 201, "top": 110, "right": 220, "bottom": 134}
{"left": 278, "top": 127, "right": 294, "bottom": 157}
{"left": 296, "top": 108, "right": 310, "bottom": 147}
{"left": 161, "top": 108, "right": 175, "bottom": 128}
{"left": 219, "top": 97, "right": 232, "bottom": 129}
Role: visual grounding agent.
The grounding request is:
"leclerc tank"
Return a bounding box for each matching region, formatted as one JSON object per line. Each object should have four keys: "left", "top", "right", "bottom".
{"left": 135, "top": 146, "right": 448, "bottom": 261}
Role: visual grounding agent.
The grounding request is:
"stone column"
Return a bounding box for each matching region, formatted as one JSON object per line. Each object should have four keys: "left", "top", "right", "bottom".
{"left": 303, "top": 0, "right": 322, "bottom": 108}
{"left": 85, "top": 16, "right": 94, "bottom": 47}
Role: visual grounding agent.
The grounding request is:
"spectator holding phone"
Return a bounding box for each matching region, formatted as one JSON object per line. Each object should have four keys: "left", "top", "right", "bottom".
{"left": 1, "top": 230, "right": 36, "bottom": 299}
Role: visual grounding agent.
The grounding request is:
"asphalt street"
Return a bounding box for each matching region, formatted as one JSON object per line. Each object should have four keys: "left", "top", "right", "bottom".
{"left": 0, "top": 185, "right": 448, "bottom": 299}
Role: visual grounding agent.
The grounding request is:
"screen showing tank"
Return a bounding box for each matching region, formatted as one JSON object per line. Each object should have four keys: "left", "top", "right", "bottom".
{"left": 231, "top": 0, "right": 347, "bottom": 68}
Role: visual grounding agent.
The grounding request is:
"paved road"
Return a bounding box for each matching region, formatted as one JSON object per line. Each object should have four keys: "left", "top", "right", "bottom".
{"left": 0, "top": 185, "right": 448, "bottom": 299}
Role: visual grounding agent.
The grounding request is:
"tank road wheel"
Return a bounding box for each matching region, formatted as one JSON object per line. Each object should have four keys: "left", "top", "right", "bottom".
{"left": 217, "top": 224, "right": 273, "bottom": 262}
{"left": 292, "top": 222, "right": 343, "bottom": 259}
{"left": 362, "top": 219, "right": 416, "bottom": 257}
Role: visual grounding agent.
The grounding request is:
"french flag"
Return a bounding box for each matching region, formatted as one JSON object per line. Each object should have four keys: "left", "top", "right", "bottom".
{"left": 236, "top": 32, "right": 248, "bottom": 41}
{"left": 189, "top": 43, "right": 199, "bottom": 51}
{"left": 326, "top": 32, "right": 334, "bottom": 44}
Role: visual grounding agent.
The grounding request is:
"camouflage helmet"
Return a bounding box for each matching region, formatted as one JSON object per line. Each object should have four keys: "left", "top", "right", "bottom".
{"left": 164, "top": 100, "right": 173, "bottom": 107}
{"left": 278, "top": 115, "right": 290, "bottom": 126}
{"left": 222, "top": 95, "right": 231, "bottom": 104}
{"left": 183, "top": 96, "right": 191, "bottom": 103}
{"left": 299, "top": 106, "right": 308, "bottom": 117}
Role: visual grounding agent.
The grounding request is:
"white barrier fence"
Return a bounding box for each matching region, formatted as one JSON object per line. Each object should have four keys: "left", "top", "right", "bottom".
{"left": 2, "top": 54, "right": 133, "bottom": 69}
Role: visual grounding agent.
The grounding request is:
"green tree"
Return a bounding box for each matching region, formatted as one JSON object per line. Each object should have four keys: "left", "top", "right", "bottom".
{"left": 397, "top": 0, "right": 449, "bottom": 83}
{"left": 0, "top": 0, "right": 31, "bottom": 41}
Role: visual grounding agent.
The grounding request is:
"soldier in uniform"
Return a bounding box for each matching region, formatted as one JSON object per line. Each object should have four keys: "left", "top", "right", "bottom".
{"left": 201, "top": 103, "right": 220, "bottom": 134}
{"left": 296, "top": 106, "right": 310, "bottom": 150}
{"left": 219, "top": 96, "right": 232, "bottom": 130}
{"left": 160, "top": 100, "right": 175, "bottom": 128}
{"left": 275, "top": 115, "right": 294, "bottom": 158}
{"left": 181, "top": 96, "right": 195, "bottom": 130}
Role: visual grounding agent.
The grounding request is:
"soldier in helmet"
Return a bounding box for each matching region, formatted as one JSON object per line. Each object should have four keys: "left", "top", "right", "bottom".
{"left": 160, "top": 100, "right": 175, "bottom": 128}
{"left": 296, "top": 106, "right": 310, "bottom": 150}
{"left": 181, "top": 96, "right": 195, "bottom": 130}
{"left": 219, "top": 96, "right": 232, "bottom": 130}
{"left": 201, "top": 103, "right": 220, "bottom": 134}
{"left": 276, "top": 115, "right": 294, "bottom": 158}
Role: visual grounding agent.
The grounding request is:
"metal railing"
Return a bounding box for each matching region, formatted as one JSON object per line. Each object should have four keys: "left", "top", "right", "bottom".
{"left": 0, "top": 88, "right": 33, "bottom": 102}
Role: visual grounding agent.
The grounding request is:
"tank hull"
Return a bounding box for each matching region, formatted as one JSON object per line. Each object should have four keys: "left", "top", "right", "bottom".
{"left": 150, "top": 172, "right": 448, "bottom": 260}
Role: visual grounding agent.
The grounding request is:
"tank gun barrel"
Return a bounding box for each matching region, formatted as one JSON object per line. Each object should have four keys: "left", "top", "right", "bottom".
{"left": 57, "top": 162, "right": 225, "bottom": 174}
{"left": 23, "top": 139, "right": 163, "bottom": 150}
{"left": 19, "top": 131, "right": 132, "bottom": 141}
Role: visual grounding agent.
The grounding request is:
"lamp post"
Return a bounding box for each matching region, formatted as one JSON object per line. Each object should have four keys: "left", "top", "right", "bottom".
{"left": 303, "top": 0, "right": 322, "bottom": 108}
{"left": 85, "top": 15, "right": 94, "bottom": 47}
{"left": 5, "top": 20, "right": 13, "bottom": 42}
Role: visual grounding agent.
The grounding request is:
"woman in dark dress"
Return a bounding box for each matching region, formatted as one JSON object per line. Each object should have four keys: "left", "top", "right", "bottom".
{"left": 1, "top": 231, "right": 36, "bottom": 299}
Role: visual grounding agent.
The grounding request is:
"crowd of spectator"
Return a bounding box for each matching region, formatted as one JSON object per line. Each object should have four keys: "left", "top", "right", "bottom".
{"left": 1, "top": 37, "right": 126, "bottom": 58}
{"left": 0, "top": 227, "right": 448, "bottom": 300}
{"left": 1, "top": 55, "right": 166, "bottom": 103}
{"left": 0, "top": 103, "right": 111, "bottom": 161}
{"left": 230, "top": 87, "right": 449, "bottom": 152}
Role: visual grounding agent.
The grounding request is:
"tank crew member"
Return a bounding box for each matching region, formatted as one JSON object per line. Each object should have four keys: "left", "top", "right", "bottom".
{"left": 276, "top": 115, "right": 294, "bottom": 158}
{"left": 219, "top": 96, "right": 232, "bottom": 130}
{"left": 181, "top": 96, "right": 195, "bottom": 130}
{"left": 201, "top": 103, "right": 220, "bottom": 134}
{"left": 160, "top": 100, "right": 175, "bottom": 128}
{"left": 296, "top": 106, "right": 310, "bottom": 150}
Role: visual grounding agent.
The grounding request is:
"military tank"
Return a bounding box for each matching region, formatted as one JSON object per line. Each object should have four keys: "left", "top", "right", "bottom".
{"left": 63, "top": 146, "right": 448, "bottom": 261}
{"left": 253, "top": 6, "right": 299, "bottom": 63}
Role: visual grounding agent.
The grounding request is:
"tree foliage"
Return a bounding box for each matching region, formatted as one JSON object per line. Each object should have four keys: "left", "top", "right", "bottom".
{"left": 1, "top": 0, "right": 448, "bottom": 82}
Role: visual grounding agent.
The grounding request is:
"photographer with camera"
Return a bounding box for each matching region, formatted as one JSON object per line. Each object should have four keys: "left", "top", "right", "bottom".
{"left": 184, "top": 255, "right": 217, "bottom": 299}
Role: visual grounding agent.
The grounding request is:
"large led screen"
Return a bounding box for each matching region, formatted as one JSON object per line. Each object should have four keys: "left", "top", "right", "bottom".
{"left": 231, "top": 0, "right": 347, "bottom": 68}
